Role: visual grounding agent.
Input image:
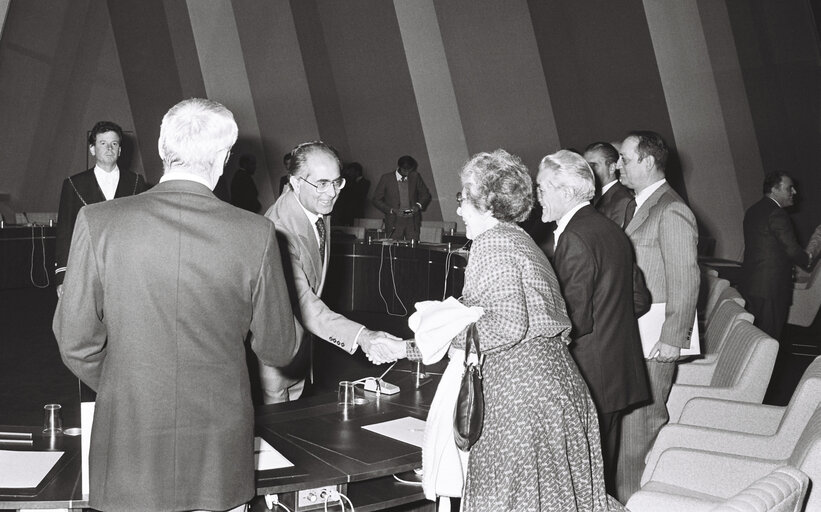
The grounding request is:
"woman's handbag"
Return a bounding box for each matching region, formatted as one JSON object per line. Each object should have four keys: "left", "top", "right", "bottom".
{"left": 453, "top": 323, "right": 485, "bottom": 451}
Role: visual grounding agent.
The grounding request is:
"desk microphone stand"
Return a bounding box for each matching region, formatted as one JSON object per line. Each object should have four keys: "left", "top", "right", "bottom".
{"left": 414, "top": 361, "right": 430, "bottom": 388}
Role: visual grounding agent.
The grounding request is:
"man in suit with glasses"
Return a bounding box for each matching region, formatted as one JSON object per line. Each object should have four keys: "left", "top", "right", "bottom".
{"left": 261, "top": 141, "right": 403, "bottom": 403}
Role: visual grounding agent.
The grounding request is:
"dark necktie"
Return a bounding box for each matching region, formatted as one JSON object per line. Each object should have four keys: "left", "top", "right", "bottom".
{"left": 623, "top": 198, "right": 637, "bottom": 229}
{"left": 315, "top": 217, "right": 326, "bottom": 262}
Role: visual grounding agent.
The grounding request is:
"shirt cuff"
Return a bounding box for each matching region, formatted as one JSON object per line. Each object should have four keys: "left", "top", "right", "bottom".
{"left": 350, "top": 325, "right": 367, "bottom": 354}
{"left": 415, "top": 202, "right": 423, "bottom": 210}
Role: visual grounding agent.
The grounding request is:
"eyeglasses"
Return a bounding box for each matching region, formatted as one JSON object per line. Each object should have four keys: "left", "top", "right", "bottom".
{"left": 298, "top": 175, "right": 346, "bottom": 194}
{"left": 456, "top": 192, "right": 463, "bottom": 206}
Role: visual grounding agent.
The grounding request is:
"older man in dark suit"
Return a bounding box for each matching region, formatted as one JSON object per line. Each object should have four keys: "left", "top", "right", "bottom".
{"left": 584, "top": 141, "right": 634, "bottom": 227}
{"left": 261, "top": 141, "right": 402, "bottom": 404}
{"left": 616, "top": 131, "right": 700, "bottom": 503}
{"left": 54, "top": 98, "right": 298, "bottom": 512}
{"left": 537, "top": 149, "right": 650, "bottom": 494}
{"left": 372, "top": 155, "right": 432, "bottom": 240}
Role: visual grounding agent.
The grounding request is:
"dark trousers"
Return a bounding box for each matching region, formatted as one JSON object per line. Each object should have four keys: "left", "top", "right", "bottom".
{"left": 598, "top": 409, "right": 623, "bottom": 496}
{"left": 746, "top": 294, "right": 792, "bottom": 403}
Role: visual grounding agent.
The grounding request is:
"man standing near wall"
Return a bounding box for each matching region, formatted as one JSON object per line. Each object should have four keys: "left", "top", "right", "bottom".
{"left": 55, "top": 121, "right": 148, "bottom": 297}
{"left": 584, "top": 141, "right": 634, "bottom": 227}
{"left": 616, "top": 131, "right": 700, "bottom": 503}
{"left": 372, "top": 155, "right": 431, "bottom": 241}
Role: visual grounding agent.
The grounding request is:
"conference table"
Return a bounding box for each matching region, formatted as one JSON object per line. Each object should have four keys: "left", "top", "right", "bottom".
{"left": 0, "top": 225, "right": 54, "bottom": 290}
{"left": 0, "top": 360, "right": 444, "bottom": 512}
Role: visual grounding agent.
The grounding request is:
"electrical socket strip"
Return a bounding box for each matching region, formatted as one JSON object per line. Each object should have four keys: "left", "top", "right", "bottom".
{"left": 297, "top": 486, "right": 340, "bottom": 509}
{"left": 363, "top": 377, "right": 400, "bottom": 395}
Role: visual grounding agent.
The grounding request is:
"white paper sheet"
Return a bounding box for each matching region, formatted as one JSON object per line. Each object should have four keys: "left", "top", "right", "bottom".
{"left": 362, "top": 416, "right": 426, "bottom": 448}
{"left": 0, "top": 450, "right": 64, "bottom": 488}
{"left": 254, "top": 437, "right": 293, "bottom": 470}
{"left": 637, "top": 303, "right": 701, "bottom": 359}
{"left": 81, "top": 401, "right": 95, "bottom": 498}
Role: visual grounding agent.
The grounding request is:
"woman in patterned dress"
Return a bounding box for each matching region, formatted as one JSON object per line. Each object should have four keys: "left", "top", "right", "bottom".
{"left": 453, "top": 149, "right": 619, "bottom": 511}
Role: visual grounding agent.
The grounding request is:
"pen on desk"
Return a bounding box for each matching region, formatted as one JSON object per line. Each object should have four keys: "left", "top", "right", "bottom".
{"left": 0, "top": 431, "right": 33, "bottom": 439}
{"left": 379, "top": 361, "right": 397, "bottom": 381}
{"left": 0, "top": 438, "right": 34, "bottom": 445}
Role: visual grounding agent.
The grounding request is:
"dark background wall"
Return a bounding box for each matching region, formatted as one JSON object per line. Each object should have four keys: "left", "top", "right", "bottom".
{"left": 0, "top": 0, "right": 819, "bottom": 260}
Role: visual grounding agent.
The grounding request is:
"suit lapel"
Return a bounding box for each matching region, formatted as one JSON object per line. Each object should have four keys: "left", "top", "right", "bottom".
{"left": 625, "top": 183, "right": 669, "bottom": 236}
{"left": 113, "top": 170, "right": 135, "bottom": 198}
{"left": 283, "top": 192, "right": 323, "bottom": 289}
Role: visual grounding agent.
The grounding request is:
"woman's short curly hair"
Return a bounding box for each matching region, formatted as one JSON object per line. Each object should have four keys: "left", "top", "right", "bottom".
{"left": 459, "top": 149, "right": 533, "bottom": 223}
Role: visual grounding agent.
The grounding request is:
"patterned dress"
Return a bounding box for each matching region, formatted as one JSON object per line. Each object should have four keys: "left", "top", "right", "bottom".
{"left": 456, "top": 223, "right": 620, "bottom": 511}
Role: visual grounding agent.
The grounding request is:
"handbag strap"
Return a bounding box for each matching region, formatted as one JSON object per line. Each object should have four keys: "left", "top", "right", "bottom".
{"left": 463, "top": 323, "right": 483, "bottom": 366}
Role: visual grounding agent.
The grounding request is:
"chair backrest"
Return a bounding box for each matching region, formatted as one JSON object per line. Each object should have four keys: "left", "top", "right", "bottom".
{"left": 706, "top": 285, "right": 746, "bottom": 327}
{"left": 779, "top": 357, "right": 821, "bottom": 431}
{"left": 704, "top": 299, "right": 754, "bottom": 355}
{"left": 710, "top": 321, "right": 776, "bottom": 391}
{"left": 421, "top": 220, "right": 457, "bottom": 233}
{"left": 787, "top": 408, "right": 821, "bottom": 510}
{"left": 331, "top": 226, "right": 366, "bottom": 239}
{"left": 419, "top": 226, "right": 443, "bottom": 243}
{"left": 711, "top": 465, "right": 809, "bottom": 512}
{"left": 701, "top": 273, "right": 730, "bottom": 323}
{"left": 353, "top": 218, "right": 383, "bottom": 229}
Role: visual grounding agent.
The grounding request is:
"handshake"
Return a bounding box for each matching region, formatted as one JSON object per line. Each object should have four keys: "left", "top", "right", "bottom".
{"left": 358, "top": 329, "right": 408, "bottom": 365}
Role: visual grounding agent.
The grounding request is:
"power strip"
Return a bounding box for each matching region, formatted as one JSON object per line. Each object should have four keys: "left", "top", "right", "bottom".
{"left": 297, "top": 486, "right": 340, "bottom": 509}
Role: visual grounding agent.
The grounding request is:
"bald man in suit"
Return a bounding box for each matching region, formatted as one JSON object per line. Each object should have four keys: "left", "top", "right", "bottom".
{"left": 615, "top": 131, "right": 699, "bottom": 503}
{"left": 261, "top": 141, "right": 402, "bottom": 404}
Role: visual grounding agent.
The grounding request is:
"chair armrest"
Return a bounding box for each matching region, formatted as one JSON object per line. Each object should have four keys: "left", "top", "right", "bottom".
{"left": 667, "top": 383, "right": 763, "bottom": 423}
{"left": 679, "top": 354, "right": 719, "bottom": 367}
{"left": 678, "top": 398, "right": 784, "bottom": 434}
{"left": 642, "top": 423, "right": 788, "bottom": 485}
{"left": 674, "top": 361, "right": 715, "bottom": 385}
{"left": 646, "top": 448, "right": 778, "bottom": 499}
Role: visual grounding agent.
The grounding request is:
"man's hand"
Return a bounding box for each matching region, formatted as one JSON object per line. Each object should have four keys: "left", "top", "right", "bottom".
{"left": 359, "top": 329, "right": 405, "bottom": 364}
{"left": 649, "top": 341, "right": 681, "bottom": 363}
{"left": 56, "top": 284, "right": 64, "bottom": 298}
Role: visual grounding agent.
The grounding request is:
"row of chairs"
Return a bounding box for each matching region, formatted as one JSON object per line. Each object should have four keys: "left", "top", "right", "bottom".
{"left": 627, "top": 271, "right": 818, "bottom": 510}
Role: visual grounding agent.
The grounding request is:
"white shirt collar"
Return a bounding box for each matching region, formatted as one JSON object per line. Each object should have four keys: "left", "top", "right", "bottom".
{"left": 94, "top": 165, "right": 120, "bottom": 200}
{"left": 159, "top": 170, "right": 212, "bottom": 189}
{"left": 635, "top": 178, "right": 666, "bottom": 209}
{"left": 395, "top": 170, "right": 407, "bottom": 181}
{"left": 294, "top": 194, "right": 323, "bottom": 247}
{"left": 601, "top": 180, "right": 618, "bottom": 195}
{"left": 554, "top": 201, "right": 589, "bottom": 251}
{"left": 768, "top": 196, "right": 782, "bottom": 208}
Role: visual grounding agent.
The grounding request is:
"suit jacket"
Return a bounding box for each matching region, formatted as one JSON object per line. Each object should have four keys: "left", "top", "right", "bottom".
{"left": 265, "top": 189, "right": 363, "bottom": 354}
{"left": 55, "top": 168, "right": 149, "bottom": 285}
{"left": 53, "top": 179, "right": 297, "bottom": 512}
{"left": 740, "top": 197, "right": 809, "bottom": 302}
{"left": 371, "top": 170, "right": 432, "bottom": 227}
{"left": 554, "top": 205, "right": 650, "bottom": 413}
{"left": 594, "top": 181, "right": 633, "bottom": 227}
{"left": 625, "top": 182, "right": 700, "bottom": 349}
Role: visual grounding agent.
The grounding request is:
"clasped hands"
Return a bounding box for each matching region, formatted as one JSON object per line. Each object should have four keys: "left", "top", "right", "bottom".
{"left": 358, "top": 329, "right": 407, "bottom": 365}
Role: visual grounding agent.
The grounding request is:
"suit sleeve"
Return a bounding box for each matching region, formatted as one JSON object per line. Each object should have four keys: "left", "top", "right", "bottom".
{"left": 52, "top": 209, "right": 107, "bottom": 390}
{"left": 770, "top": 209, "right": 810, "bottom": 269}
{"left": 415, "top": 175, "right": 432, "bottom": 210}
{"left": 371, "top": 175, "right": 392, "bottom": 214}
{"left": 633, "top": 262, "right": 652, "bottom": 318}
{"left": 55, "top": 178, "right": 78, "bottom": 285}
{"left": 553, "top": 232, "right": 595, "bottom": 339}
{"left": 280, "top": 230, "right": 364, "bottom": 354}
{"left": 250, "top": 223, "right": 299, "bottom": 367}
{"left": 658, "top": 202, "right": 700, "bottom": 349}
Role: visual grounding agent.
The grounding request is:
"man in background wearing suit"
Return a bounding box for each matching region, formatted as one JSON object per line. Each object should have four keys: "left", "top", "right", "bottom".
{"left": 54, "top": 98, "right": 297, "bottom": 512}
{"left": 740, "top": 172, "right": 811, "bottom": 401}
{"left": 584, "top": 141, "right": 634, "bottom": 227}
{"left": 616, "top": 131, "right": 700, "bottom": 503}
{"left": 55, "top": 120, "right": 148, "bottom": 297}
{"left": 262, "top": 141, "right": 402, "bottom": 404}
{"left": 372, "top": 155, "right": 432, "bottom": 240}
{"left": 537, "top": 149, "right": 650, "bottom": 494}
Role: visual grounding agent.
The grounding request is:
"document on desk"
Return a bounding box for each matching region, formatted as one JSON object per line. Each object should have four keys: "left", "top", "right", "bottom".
{"left": 362, "top": 416, "right": 426, "bottom": 448}
{"left": 638, "top": 303, "right": 700, "bottom": 359}
{"left": 255, "top": 437, "right": 293, "bottom": 470}
{"left": 0, "top": 450, "right": 64, "bottom": 488}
